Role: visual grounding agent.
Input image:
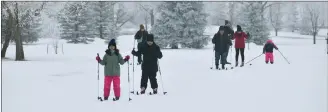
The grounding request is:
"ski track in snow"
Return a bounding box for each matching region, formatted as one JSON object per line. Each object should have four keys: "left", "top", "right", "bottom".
{"left": 2, "top": 31, "right": 328, "bottom": 112}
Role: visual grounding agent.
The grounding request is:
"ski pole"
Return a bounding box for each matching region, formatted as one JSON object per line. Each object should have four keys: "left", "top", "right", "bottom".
{"left": 97, "top": 53, "right": 103, "bottom": 101}
{"left": 278, "top": 50, "right": 290, "bottom": 64}
{"left": 127, "top": 60, "right": 132, "bottom": 101}
{"left": 245, "top": 53, "right": 263, "bottom": 65}
{"left": 158, "top": 61, "right": 167, "bottom": 95}
{"left": 210, "top": 49, "right": 214, "bottom": 69}
{"left": 131, "top": 39, "right": 136, "bottom": 94}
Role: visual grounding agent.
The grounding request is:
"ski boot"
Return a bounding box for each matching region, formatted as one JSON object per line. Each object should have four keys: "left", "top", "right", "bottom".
{"left": 113, "top": 97, "right": 120, "bottom": 101}
{"left": 240, "top": 62, "right": 244, "bottom": 67}
{"left": 137, "top": 87, "right": 146, "bottom": 95}
{"left": 270, "top": 62, "right": 274, "bottom": 64}
{"left": 221, "top": 64, "right": 225, "bottom": 70}
{"left": 215, "top": 64, "right": 219, "bottom": 70}
{"left": 104, "top": 96, "right": 109, "bottom": 101}
{"left": 153, "top": 88, "right": 158, "bottom": 94}
{"left": 235, "top": 62, "right": 238, "bottom": 67}
{"left": 265, "top": 61, "right": 269, "bottom": 64}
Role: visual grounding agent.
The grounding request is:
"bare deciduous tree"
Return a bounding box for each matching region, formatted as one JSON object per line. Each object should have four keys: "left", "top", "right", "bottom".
{"left": 269, "top": 3, "right": 283, "bottom": 36}
{"left": 306, "top": 4, "right": 320, "bottom": 44}
{"left": 1, "top": 1, "right": 46, "bottom": 60}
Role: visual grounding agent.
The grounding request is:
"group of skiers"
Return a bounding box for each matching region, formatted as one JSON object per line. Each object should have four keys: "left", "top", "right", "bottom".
{"left": 95, "top": 21, "right": 280, "bottom": 100}
{"left": 95, "top": 24, "right": 162, "bottom": 101}
{"left": 212, "top": 20, "right": 279, "bottom": 69}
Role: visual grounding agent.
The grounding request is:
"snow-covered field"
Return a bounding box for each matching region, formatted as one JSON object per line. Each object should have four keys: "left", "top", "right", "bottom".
{"left": 1, "top": 29, "right": 328, "bottom": 112}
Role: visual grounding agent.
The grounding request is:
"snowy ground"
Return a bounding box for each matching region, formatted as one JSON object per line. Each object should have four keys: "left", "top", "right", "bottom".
{"left": 1, "top": 30, "right": 328, "bottom": 112}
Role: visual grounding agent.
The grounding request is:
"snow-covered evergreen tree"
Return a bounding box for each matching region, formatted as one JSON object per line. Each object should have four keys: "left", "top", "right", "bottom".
{"left": 57, "top": 2, "right": 94, "bottom": 44}
{"left": 240, "top": 2, "right": 270, "bottom": 45}
{"left": 151, "top": 2, "right": 177, "bottom": 48}
{"left": 299, "top": 4, "right": 312, "bottom": 35}
{"left": 89, "top": 2, "right": 114, "bottom": 39}
{"left": 20, "top": 9, "right": 42, "bottom": 43}
{"left": 269, "top": 4, "right": 283, "bottom": 36}
{"left": 1, "top": 10, "right": 8, "bottom": 43}
{"left": 151, "top": 1, "right": 208, "bottom": 49}
{"left": 286, "top": 2, "right": 300, "bottom": 32}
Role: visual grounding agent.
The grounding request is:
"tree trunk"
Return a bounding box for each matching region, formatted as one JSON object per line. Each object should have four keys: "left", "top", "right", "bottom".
{"left": 150, "top": 9, "right": 154, "bottom": 26}
{"left": 1, "top": 10, "right": 13, "bottom": 58}
{"left": 100, "top": 25, "right": 103, "bottom": 39}
{"left": 313, "top": 32, "right": 316, "bottom": 44}
{"left": 145, "top": 14, "right": 148, "bottom": 30}
{"left": 14, "top": 3, "right": 25, "bottom": 61}
{"left": 171, "top": 43, "right": 178, "bottom": 49}
{"left": 275, "top": 29, "right": 278, "bottom": 36}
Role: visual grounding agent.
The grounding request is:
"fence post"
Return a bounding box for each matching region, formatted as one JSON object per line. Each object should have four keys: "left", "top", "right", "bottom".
{"left": 62, "top": 44, "right": 64, "bottom": 54}
{"left": 47, "top": 44, "right": 49, "bottom": 54}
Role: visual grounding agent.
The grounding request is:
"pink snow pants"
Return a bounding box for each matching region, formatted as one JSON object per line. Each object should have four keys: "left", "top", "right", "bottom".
{"left": 265, "top": 52, "right": 274, "bottom": 63}
{"left": 104, "top": 76, "right": 120, "bottom": 97}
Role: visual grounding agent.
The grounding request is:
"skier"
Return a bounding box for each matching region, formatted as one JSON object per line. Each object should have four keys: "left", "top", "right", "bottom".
{"left": 134, "top": 24, "right": 149, "bottom": 64}
{"left": 96, "top": 39, "right": 131, "bottom": 101}
{"left": 212, "top": 26, "right": 233, "bottom": 69}
{"left": 232, "top": 25, "right": 248, "bottom": 67}
{"left": 224, "top": 20, "right": 234, "bottom": 64}
{"left": 263, "top": 39, "right": 278, "bottom": 64}
{"left": 131, "top": 34, "right": 163, "bottom": 94}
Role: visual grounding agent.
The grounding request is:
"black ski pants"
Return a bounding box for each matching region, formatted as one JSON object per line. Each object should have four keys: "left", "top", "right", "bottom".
{"left": 140, "top": 70, "right": 158, "bottom": 89}
{"left": 235, "top": 48, "right": 245, "bottom": 62}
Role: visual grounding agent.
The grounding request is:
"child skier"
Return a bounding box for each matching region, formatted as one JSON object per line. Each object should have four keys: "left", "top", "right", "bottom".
{"left": 263, "top": 39, "right": 278, "bottom": 64}
{"left": 96, "top": 39, "right": 130, "bottom": 101}
{"left": 131, "top": 34, "right": 163, "bottom": 94}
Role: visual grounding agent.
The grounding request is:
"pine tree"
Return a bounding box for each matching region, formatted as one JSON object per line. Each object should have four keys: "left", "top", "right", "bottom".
{"left": 58, "top": 2, "right": 94, "bottom": 44}
{"left": 176, "top": 2, "right": 208, "bottom": 49}
{"left": 299, "top": 5, "right": 312, "bottom": 35}
{"left": 151, "top": 2, "right": 208, "bottom": 49}
{"left": 1, "top": 10, "right": 7, "bottom": 44}
{"left": 240, "top": 2, "right": 270, "bottom": 45}
{"left": 269, "top": 3, "right": 283, "bottom": 36}
{"left": 287, "top": 2, "right": 300, "bottom": 32}
{"left": 151, "top": 2, "right": 179, "bottom": 48}
{"left": 20, "top": 9, "right": 42, "bottom": 43}
{"left": 89, "top": 1, "right": 116, "bottom": 40}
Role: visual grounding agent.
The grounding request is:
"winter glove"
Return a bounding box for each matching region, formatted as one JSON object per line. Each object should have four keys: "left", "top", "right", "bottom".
{"left": 131, "top": 48, "right": 137, "bottom": 56}
{"left": 96, "top": 55, "right": 101, "bottom": 62}
{"left": 124, "top": 55, "right": 130, "bottom": 62}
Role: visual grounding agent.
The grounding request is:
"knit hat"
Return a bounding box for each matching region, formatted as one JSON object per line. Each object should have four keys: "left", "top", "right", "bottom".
{"left": 225, "top": 20, "right": 229, "bottom": 25}
{"left": 147, "top": 34, "right": 154, "bottom": 42}
{"left": 237, "top": 25, "right": 242, "bottom": 31}
{"left": 140, "top": 24, "right": 145, "bottom": 30}
{"left": 108, "top": 39, "right": 116, "bottom": 48}
{"left": 219, "top": 26, "right": 225, "bottom": 31}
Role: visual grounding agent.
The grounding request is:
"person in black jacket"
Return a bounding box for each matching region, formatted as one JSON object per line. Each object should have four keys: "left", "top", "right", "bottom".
{"left": 132, "top": 34, "right": 163, "bottom": 94}
{"left": 224, "top": 20, "right": 234, "bottom": 64}
{"left": 134, "top": 24, "right": 149, "bottom": 64}
{"left": 212, "top": 26, "right": 232, "bottom": 69}
{"left": 263, "top": 39, "right": 278, "bottom": 64}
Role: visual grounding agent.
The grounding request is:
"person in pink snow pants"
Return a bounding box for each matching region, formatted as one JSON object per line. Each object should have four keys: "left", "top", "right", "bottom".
{"left": 263, "top": 39, "right": 278, "bottom": 64}
{"left": 96, "top": 39, "right": 130, "bottom": 101}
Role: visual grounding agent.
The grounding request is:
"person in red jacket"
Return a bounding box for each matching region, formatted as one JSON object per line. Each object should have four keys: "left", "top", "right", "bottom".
{"left": 232, "top": 25, "right": 248, "bottom": 67}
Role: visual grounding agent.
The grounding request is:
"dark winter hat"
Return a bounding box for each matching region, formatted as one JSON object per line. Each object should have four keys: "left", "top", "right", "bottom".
{"left": 147, "top": 34, "right": 154, "bottom": 42}
{"left": 225, "top": 20, "right": 229, "bottom": 25}
{"left": 219, "top": 26, "right": 225, "bottom": 31}
{"left": 108, "top": 39, "right": 116, "bottom": 48}
{"left": 140, "top": 24, "right": 145, "bottom": 30}
{"left": 237, "top": 25, "right": 242, "bottom": 31}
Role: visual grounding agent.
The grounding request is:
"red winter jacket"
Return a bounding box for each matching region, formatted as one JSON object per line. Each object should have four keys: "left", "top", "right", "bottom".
{"left": 232, "top": 31, "right": 248, "bottom": 48}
